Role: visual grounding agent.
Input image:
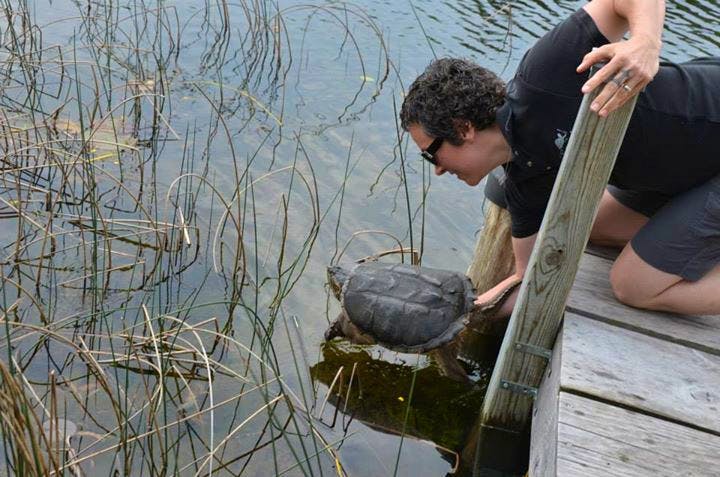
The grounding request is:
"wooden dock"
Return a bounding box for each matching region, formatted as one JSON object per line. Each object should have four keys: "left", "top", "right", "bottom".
{"left": 529, "top": 248, "right": 720, "bottom": 476}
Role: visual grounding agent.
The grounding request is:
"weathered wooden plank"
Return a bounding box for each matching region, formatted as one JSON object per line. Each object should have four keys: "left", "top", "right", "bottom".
{"left": 561, "top": 313, "right": 720, "bottom": 434}
{"left": 481, "top": 79, "right": 639, "bottom": 432}
{"left": 568, "top": 253, "right": 720, "bottom": 355}
{"left": 528, "top": 330, "right": 563, "bottom": 477}
{"left": 555, "top": 392, "right": 720, "bottom": 476}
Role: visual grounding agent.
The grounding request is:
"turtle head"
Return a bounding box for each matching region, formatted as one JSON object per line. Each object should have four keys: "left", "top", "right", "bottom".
{"left": 324, "top": 317, "right": 344, "bottom": 341}
{"left": 324, "top": 313, "right": 376, "bottom": 345}
{"left": 326, "top": 265, "right": 350, "bottom": 300}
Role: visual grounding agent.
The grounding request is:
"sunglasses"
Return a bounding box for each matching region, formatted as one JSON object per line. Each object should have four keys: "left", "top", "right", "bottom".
{"left": 420, "top": 137, "right": 443, "bottom": 165}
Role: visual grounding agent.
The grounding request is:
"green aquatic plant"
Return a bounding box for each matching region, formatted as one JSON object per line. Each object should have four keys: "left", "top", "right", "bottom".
{"left": 0, "top": 0, "right": 456, "bottom": 474}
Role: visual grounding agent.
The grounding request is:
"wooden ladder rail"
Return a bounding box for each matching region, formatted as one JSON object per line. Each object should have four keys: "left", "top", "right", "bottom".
{"left": 473, "top": 74, "right": 639, "bottom": 472}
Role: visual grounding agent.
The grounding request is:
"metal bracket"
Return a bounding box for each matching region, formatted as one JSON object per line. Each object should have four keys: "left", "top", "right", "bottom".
{"left": 514, "top": 341, "right": 552, "bottom": 360}
{"left": 500, "top": 380, "right": 538, "bottom": 398}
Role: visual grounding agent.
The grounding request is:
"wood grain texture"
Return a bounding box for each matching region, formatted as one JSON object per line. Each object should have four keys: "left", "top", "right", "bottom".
{"left": 568, "top": 253, "right": 720, "bottom": 355}
{"left": 561, "top": 313, "right": 720, "bottom": 435}
{"left": 555, "top": 392, "right": 720, "bottom": 476}
{"left": 528, "top": 330, "right": 563, "bottom": 477}
{"left": 482, "top": 87, "right": 639, "bottom": 431}
{"left": 461, "top": 203, "right": 514, "bottom": 344}
{"left": 466, "top": 202, "right": 514, "bottom": 293}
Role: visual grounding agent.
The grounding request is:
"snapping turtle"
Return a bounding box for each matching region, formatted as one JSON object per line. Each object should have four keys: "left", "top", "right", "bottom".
{"left": 324, "top": 262, "right": 520, "bottom": 382}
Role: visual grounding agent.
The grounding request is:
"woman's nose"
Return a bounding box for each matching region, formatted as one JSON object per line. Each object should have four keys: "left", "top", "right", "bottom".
{"left": 434, "top": 164, "right": 446, "bottom": 176}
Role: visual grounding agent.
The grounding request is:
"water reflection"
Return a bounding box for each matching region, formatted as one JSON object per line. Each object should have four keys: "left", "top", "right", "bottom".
{"left": 311, "top": 341, "right": 492, "bottom": 474}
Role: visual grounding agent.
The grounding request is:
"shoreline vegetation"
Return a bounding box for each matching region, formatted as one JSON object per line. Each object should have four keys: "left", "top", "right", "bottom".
{"left": 14, "top": 0, "right": 718, "bottom": 474}
{"left": 0, "top": 1, "right": 422, "bottom": 475}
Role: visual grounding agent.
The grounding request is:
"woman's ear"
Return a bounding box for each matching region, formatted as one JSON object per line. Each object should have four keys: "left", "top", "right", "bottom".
{"left": 460, "top": 122, "right": 475, "bottom": 142}
{"left": 453, "top": 119, "right": 475, "bottom": 142}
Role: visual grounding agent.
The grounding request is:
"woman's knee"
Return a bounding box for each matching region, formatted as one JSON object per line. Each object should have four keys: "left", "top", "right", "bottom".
{"left": 609, "top": 263, "right": 647, "bottom": 308}
{"left": 609, "top": 245, "right": 682, "bottom": 309}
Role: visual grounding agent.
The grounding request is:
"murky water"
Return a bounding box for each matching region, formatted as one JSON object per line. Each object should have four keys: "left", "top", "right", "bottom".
{"left": 0, "top": 0, "right": 717, "bottom": 475}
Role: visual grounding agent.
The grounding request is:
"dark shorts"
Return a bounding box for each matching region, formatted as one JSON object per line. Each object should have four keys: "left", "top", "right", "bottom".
{"left": 608, "top": 178, "right": 720, "bottom": 281}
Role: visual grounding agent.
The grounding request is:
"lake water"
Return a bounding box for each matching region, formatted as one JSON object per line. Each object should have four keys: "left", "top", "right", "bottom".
{"left": 1, "top": 0, "right": 717, "bottom": 475}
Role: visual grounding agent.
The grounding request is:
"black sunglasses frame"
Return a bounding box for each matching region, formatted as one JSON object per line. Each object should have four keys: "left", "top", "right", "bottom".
{"left": 420, "top": 137, "right": 443, "bottom": 165}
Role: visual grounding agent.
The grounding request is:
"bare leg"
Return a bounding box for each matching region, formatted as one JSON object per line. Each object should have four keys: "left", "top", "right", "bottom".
{"left": 610, "top": 244, "right": 720, "bottom": 315}
{"left": 591, "top": 190, "right": 720, "bottom": 315}
{"left": 590, "top": 189, "right": 649, "bottom": 247}
{"left": 429, "top": 344, "right": 470, "bottom": 383}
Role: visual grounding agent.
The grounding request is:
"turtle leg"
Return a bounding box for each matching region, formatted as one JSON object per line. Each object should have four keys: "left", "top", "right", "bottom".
{"left": 325, "top": 312, "right": 376, "bottom": 345}
{"left": 429, "top": 343, "right": 470, "bottom": 383}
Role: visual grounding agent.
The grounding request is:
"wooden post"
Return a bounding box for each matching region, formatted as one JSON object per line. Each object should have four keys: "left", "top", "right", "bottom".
{"left": 476, "top": 87, "right": 639, "bottom": 455}
{"left": 457, "top": 201, "right": 519, "bottom": 473}
{"left": 458, "top": 202, "right": 514, "bottom": 359}
{"left": 466, "top": 201, "right": 514, "bottom": 292}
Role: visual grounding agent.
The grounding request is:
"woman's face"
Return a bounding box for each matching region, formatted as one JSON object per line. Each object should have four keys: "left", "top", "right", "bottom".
{"left": 408, "top": 122, "right": 509, "bottom": 186}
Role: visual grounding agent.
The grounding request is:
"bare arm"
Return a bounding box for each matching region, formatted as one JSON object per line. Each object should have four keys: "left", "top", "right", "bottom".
{"left": 577, "top": 0, "right": 665, "bottom": 116}
{"left": 510, "top": 233, "right": 536, "bottom": 277}
{"left": 475, "top": 233, "right": 537, "bottom": 318}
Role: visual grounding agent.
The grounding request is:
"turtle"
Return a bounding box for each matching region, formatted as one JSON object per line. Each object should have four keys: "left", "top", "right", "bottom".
{"left": 324, "top": 262, "right": 521, "bottom": 382}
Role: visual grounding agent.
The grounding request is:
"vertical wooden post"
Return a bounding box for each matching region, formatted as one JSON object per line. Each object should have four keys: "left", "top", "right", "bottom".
{"left": 458, "top": 201, "right": 518, "bottom": 473}
{"left": 460, "top": 202, "right": 514, "bottom": 349}
{"left": 476, "top": 87, "right": 639, "bottom": 456}
{"left": 466, "top": 201, "right": 514, "bottom": 292}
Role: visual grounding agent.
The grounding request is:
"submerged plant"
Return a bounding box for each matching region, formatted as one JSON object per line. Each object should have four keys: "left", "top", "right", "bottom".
{"left": 0, "top": 0, "right": 401, "bottom": 475}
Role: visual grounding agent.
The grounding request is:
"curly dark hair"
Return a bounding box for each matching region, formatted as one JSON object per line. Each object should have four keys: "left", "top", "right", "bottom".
{"left": 400, "top": 58, "right": 506, "bottom": 145}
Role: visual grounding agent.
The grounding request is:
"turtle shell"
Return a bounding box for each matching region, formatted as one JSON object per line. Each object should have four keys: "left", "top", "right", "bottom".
{"left": 340, "top": 262, "right": 476, "bottom": 352}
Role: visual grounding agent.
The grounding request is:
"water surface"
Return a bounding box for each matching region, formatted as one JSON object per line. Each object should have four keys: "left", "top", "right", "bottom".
{"left": 1, "top": 0, "right": 717, "bottom": 475}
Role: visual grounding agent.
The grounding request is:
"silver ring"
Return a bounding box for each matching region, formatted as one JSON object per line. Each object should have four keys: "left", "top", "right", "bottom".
{"left": 611, "top": 70, "right": 632, "bottom": 87}
{"left": 622, "top": 84, "right": 632, "bottom": 92}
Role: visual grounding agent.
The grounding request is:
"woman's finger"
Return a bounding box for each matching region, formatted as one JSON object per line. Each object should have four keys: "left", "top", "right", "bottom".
{"left": 577, "top": 44, "right": 614, "bottom": 73}
{"left": 582, "top": 56, "right": 624, "bottom": 94}
{"left": 597, "top": 78, "right": 643, "bottom": 117}
{"left": 611, "top": 69, "right": 633, "bottom": 85}
{"left": 590, "top": 75, "right": 623, "bottom": 113}
{"left": 590, "top": 68, "right": 635, "bottom": 112}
